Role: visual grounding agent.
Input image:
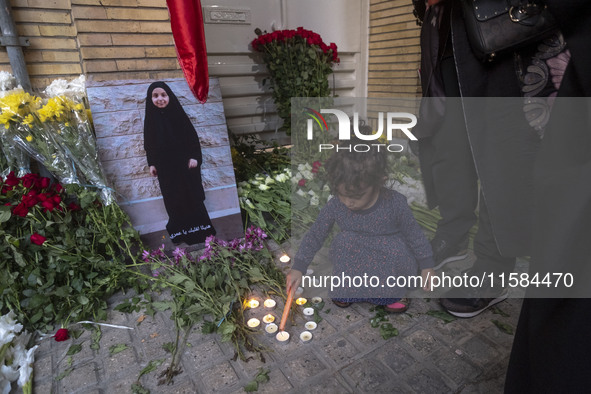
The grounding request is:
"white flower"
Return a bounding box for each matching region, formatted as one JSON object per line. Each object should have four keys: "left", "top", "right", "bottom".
{"left": 44, "top": 74, "right": 87, "bottom": 97}
{"left": 310, "top": 195, "right": 320, "bottom": 206}
{"left": 238, "top": 181, "right": 249, "bottom": 188}
{"left": 244, "top": 199, "right": 255, "bottom": 209}
{"left": 264, "top": 177, "right": 275, "bottom": 185}
{"left": 283, "top": 168, "right": 292, "bottom": 176}
{"left": 0, "top": 71, "right": 17, "bottom": 91}
{"left": 322, "top": 184, "right": 331, "bottom": 192}
{"left": 250, "top": 179, "right": 260, "bottom": 186}
{"left": 301, "top": 170, "right": 314, "bottom": 180}
{"left": 0, "top": 311, "right": 23, "bottom": 347}
{"left": 258, "top": 184, "right": 269, "bottom": 191}
{"left": 327, "top": 194, "right": 334, "bottom": 201}
{"left": 16, "top": 345, "right": 38, "bottom": 388}
{"left": 308, "top": 190, "right": 317, "bottom": 196}
{"left": 296, "top": 189, "right": 306, "bottom": 197}
{"left": 292, "top": 172, "right": 303, "bottom": 184}
{"left": 274, "top": 173, "right": 288, "bottom": 183}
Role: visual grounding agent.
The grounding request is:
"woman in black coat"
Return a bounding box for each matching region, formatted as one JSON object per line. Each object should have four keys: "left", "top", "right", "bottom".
{"left": 143, "top": 81, "right": 216, "bottom": 245}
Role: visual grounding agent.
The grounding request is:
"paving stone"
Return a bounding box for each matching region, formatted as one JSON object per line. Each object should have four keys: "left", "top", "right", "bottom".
{"left": 323, "top": 304, "right": 366, "bottom": 327}
{"left": 372, "top": 342, "right": 417, "bottom": 373}
{"left": 403, "top": 329, "right": 440, "bottom": 357}
{"left": 319, "top": 336, "right": 359, "bottom": 368}
{"left": 283, "top": 352, "right": 328, "bottom": 382}
{"left": 237, "top": 368, "right": 293, "bottom": 394}
{"left": 102, "top": 344, "right": 139, "bottom": 377}
{"left": 347, "top": 322, "right": 388, "bottom": 350}
{"left": 430, "top": 318, "right": 472, "bottom": 345}
{"left": 431, "top": 348, "right": 482, "bottom": 385}
{"left": 406, "top": 367, "right": 454, "bottom": 394}
{"left": 386, "top": 311, "right": 420, "bottom": 334}
{"left": 33, "top": 354, "right": 53, "bottom": 382}
{"left": 57, "top": 361, "right": 99, "bottom": 393}
{"left": 483, "top": 323, "right": 516, "bottom": 347}
{"left": 460, "top": 335, "right": 502, "bottom": 367}
{"left": 33, "top": 379, "right": 53, "bottom": 394}
{"left": 183, "top": 339, "right": 226, "bottom": 373}
{"left": 341, "top": 359, "right": 406, "bottom": 393}
{"left": 198, "top": 361, "right": 240, "bottom": 393}
{"left": 297, "top": 372, "right": 354, "bottom": 393}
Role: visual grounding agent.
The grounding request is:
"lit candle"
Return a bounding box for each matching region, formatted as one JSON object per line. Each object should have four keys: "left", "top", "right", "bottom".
{"left": 295, "top": 297, "right": 307, "bottom": 306}
{"left": 247, "top": 318, "right": 260, "bottom": 328}
{"left": 264, "top": 299, "right": 276, "bottom": 309}
{"left": 300, "top": 331, "right": 313, "bottom": 343}
{"left": 265, "top": 323, "right": 278, "bottom": 335}
{"left": 247, "top": 299, "right": 259, "bottom": 309}
{"left": 303, "top": 307, "right": 315, "bottom": 316}
{"left": 311, "top": 297, "right": 323, "bottom": 305}
{"left": 263, "top": 314, "right": 275, "bottom": 324}
{"left": 276, "top": 331, "right": 290, "bottom": 343}
{"left": 246, "top": 317, "right": 261, "bottom": 328}
{"left": 279, "top": 254, "right": 291, "bottom": 263}
{"left": 305, "top": 321, "right": 317, "bottom": 331}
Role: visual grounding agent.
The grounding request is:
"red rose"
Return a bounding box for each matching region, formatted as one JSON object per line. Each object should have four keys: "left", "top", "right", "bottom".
{"left": 30, "top": 233, "right": 47, "bottom": 245}
{"left": 4, "top": 172, "right": 19, "bottom": 187}
{"left": 36, "top": 177, "right": 50, "bottom": 190}
{"left": 41, "top": 200, "right": 55, "bottom": 212}
{"left": 22, "top": 173, "right": 38, "bottom": 188}
{"left": 68, "top": 202, "right": 81, "bottom": 211}
{"left": 22, "top": 194, "right": 38, "bottom": 208}
{"left": 53, "top": 184, "right": 63, "bottom": 193}
{"left": 298, "top": 178, "right": 307, "bottom": 187}
{"left": 52, "top": 195, "right": 62, "bottom": 205}
{"left": 54, "top": 328, "right": 69, "bottom": 342}
{"left": 1, "top": 185, "right": 13, "bottom": 194}
{"left": 12, "top": 203, "right": 28, "bottom": 217}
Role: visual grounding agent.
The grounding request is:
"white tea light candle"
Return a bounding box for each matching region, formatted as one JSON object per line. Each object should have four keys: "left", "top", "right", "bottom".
{"left": 263, "top": 314, "right": 275, "bottom": 324}
{"left": 279, "top": 254, "right": 291, "bottom": 263}
{"left": 300, "top": 331, "right": 313, "bottom": 343}
{"left": 264, "top": 299, "right": 276, "bottom": 309}
{"left": 295, "top": 297, "right": 307, "bottom": 306}
{"left": 303, "top": 307, "right": 315, "bottom": 316}
{"left": 304, "top": 321, "right": 317, "bottom": 331}
{"left": 247, "top": 318, "right": 260, "bottom": 328}
{"left": 311, "top": 297, "right": 323, "bottom": 305}
{"left": 247, "top": 299, "right": 259, "bottom": 309}
{"left": 265, "top": 323, "right": 278, "bottom": 335}
{"left": 276, "top": 331, "right": 290, "bottom": 343}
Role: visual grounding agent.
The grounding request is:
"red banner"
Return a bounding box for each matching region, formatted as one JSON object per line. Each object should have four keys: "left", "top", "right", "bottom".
{"left": 166, "top": 0, "right": 209, "bottom": 103}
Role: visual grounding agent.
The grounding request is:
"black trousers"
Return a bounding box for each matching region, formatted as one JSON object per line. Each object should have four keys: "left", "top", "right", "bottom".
{"left": 419, "top": 56, "right": 515, "bottom": 275}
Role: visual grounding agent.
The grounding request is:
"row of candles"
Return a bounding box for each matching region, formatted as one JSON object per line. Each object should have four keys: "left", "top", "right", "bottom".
{"left": 245, "top": 296, "right": 321, "bottom": 344}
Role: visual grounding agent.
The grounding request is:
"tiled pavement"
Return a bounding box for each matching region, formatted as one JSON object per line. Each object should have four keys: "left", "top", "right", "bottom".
{"left": 32, "top": 246, "right": 524, "bottom": 394}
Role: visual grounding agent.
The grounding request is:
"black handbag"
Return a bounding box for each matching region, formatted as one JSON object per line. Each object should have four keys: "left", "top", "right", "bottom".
{"left": 461, "top": 0, "right": 558, "bottom": 61}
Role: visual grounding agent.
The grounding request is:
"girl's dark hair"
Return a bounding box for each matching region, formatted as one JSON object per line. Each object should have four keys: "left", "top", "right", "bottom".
{"left": 324, "top": 135, "right": 388, "bottom": 193}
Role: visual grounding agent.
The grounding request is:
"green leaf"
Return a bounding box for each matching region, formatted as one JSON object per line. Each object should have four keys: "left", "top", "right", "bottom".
{"left": 109, "top": 344, "right": 129, "bottom": 356}
{"left": 491, "top": 307, "right": 510, "bottom": 317}
{"left": 380, "top": 323, "right": 399, "bottom": 340}
{"left": 131, "top": 383, "right": 151, "bottom": 394}
{"left": 243, "top": 381, "right": 258, "bottom": 392}
{"left": 254, "top": 368, "right": 270, "bottom": 383}
{"left": 55, "top": 367, "right": 74, "bottom": 381}
{"left": 66, "top": 343, "right": 83, "bottom": 356}
{"left": 492, "top": 320, "right": 514, "bottom": 335}
{"left": 90, "top": 326, "right": 102, "bottom": 350}
{"left": 162, "top": 342, "right": 175, "bottom": 353}
{"left": 0, "top": 206, "right": 11, "bottom": 223}
{"left": 139, "top": 359, "right": 165, "bottom": 378}
{"left": 426, "top": 310, "right": 457, "bottom": 324}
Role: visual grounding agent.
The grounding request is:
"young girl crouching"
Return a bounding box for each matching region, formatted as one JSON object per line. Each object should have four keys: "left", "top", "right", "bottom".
{"left": 286, "top": 140, "right": 435, "bottom": 312}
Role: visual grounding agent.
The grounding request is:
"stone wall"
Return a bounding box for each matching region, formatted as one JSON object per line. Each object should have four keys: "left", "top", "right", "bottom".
{"left": 86, "top": 77, "right": 241, "bottom": 237}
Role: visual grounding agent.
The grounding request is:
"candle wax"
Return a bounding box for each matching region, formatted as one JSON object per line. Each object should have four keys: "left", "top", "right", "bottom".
{"left": 247, "top": 299, "right": 259, "bottom": 309}
{"left": 264, "top": 299, "right": 276, "bottom": 308}
{"left": 263, "top": 314, "right": 275, "bottom": 323}
{"left": 276, "top": 331, "right": 290, "bottom": 342}
{"left": 295, "top": 297, "right": 307, "bottom": 306}
{"left": 279, "top": 254, "right": 291, "bottom": 263}
{"left": 265, "top": 323, "right": 278, "bottom": 334}
{"left": 247, "top": 318, "right": 260, "bottom": 328}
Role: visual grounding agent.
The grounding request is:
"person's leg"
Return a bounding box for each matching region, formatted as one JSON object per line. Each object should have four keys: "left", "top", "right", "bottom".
{"left": 427, "top": 56, "right": 478, "bottom": 266}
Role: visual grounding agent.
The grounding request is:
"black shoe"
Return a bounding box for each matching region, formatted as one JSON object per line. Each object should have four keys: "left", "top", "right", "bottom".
{"left": 431, "top": 236, "right": 469, "bottom": 270}
{"left": 440, "top": 287, "right": 508, "bottom": 318}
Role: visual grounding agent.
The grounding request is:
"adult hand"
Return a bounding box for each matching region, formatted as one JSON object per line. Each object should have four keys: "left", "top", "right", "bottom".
{"left": 286, "top": 269, "right": 303, "bottom": 296}
{"left": 188, "top": 158, "right": 198, "bottom": 168}
{"left": 149, "top": 165, "right": 157, "bottom": 177}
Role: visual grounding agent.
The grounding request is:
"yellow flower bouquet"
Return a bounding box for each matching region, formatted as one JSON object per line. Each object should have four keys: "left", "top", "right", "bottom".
{"left": 0, "top": 91, "right": 78, "bottom": 184}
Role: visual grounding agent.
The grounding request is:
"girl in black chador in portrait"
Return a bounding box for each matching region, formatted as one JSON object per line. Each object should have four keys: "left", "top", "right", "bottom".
{"left": 143, "top": 81, "right": 216, "bottom": 245}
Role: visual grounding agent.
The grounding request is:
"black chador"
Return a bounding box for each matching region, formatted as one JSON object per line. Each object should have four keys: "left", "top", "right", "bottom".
{"left": 143, "top": 81, "right": 216, "bottom": 245}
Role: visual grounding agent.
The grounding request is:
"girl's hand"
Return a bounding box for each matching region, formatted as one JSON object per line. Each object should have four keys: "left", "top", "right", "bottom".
{"left": 188, "top": 158, "right": 198, "bottom": 168}
{"left": 421, "top": 268, "right": 437, "bottom": 292}
{"left": 286, "top": 269, "right": 303, "bottom": 296}
{"left": 149, "top": 165, "right": 157, "bottom": 177}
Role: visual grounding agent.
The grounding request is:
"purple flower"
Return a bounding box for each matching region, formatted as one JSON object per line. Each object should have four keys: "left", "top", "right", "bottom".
{"left": 142, "top": 250, "right": 151, "bottom": 262}
{"left": 172, "top": 247, "right": 187, "bottom": 263}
